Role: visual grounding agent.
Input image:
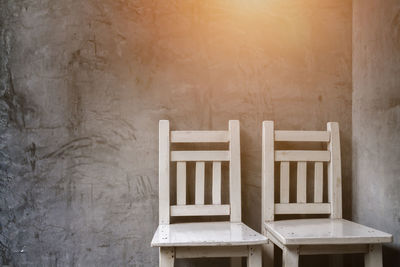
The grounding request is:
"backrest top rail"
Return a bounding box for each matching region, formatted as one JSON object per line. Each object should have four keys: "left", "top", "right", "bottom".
{"left": 275, "top": 130, "right": 330, "bottom": 142}
{"left": 171, "top": 130, "right": 229, "bottom": 143}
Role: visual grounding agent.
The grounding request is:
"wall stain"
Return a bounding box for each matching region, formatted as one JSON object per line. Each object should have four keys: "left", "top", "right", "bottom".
{"left": 25, "top": 142, "right": 36, "bottom": 171}
{"left": 41, "top": 136, "right": 119, "bottom": 159}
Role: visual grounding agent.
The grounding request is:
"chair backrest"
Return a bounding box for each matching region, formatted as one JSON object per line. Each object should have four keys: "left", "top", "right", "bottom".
{"left": 262, "top": 121, "right": 342, "bottom": 225}
{"left": 158, "top": 120, "right": 241, "bottom": 224}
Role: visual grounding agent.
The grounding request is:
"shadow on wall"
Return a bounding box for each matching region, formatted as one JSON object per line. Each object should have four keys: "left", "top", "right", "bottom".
{"left": 352, "top": 0, "right": 400, "bottom": 266}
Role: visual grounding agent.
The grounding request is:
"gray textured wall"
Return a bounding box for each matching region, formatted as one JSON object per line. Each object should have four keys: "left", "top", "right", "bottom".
{"left": 0, "top": 0, "right": 351, "bottom": 266}
{"left": 352, "top": 0, "right": 400, "bottom": 266}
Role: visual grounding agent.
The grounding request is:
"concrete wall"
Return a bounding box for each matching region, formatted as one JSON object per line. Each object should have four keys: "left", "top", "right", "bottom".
{"left": 0, "top": 0, "right": 351, "bottom": 266}
{"left": 352, "top": 0, "right": 400, "bottom": 266}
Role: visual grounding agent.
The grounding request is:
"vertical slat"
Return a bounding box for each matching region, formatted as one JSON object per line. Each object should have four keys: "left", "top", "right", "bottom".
{"left": 159, "top": 120, "right": 170, "bottom": 224}
{"left": 327, "top": 122, "right": 342, "bottom": 219}
{"left": 314, "top": 162, "right": 323, "bottom": 203}
{"left": 176, "top": 162, "right": 186, "bottom": 205}
{"left": 280, "top": 162, "right": 290, "bottom": 203}
{"left": 212, "top": 161, "right": 222, "bottom": 205}
{"left": 195, "top": 161, "right": 205, "bottom": 205}
{"left": 229, "top": 120, "right": 241, "bottom": 222}
{"left": 297, "top": 161, "right": 307, "bottom": 203}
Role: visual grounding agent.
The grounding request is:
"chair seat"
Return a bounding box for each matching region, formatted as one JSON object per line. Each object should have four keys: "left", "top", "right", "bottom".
{"left": 265, "top": 218, "right": 392, "bottom": 246}
{"left": 151, "top": 221, "right": 268, "bottom": 247}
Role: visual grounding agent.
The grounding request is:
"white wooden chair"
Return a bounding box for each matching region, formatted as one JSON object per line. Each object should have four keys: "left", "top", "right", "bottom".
{"left": 151, "top": 120, "right": 267, "bottom": 267}
{"left": 261, "top": 121, "right": 392, "bottom": 267}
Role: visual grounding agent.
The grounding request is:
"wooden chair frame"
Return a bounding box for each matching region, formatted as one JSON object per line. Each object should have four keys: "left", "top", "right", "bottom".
{"left": 261, "top": 121, "right": 392, "bottom": 267}
{"left": 152, "top": 120, "right": 267, "bottom": 267}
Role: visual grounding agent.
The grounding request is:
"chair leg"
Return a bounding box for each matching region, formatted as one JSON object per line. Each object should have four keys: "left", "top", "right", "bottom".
{"left": 282, "top": 246, "right": 299, "bottom": 267}
{"left": 365, "top": 244, "right": 383, "bottom": 267}
{"left": 160, "top": 247, "right": 175, "bottom": 267}
{"left": 247, "top": 246, "right": 262, "bottom": 267}
{"left": 231, "top": 257, "right": 242, "bottom": 267}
